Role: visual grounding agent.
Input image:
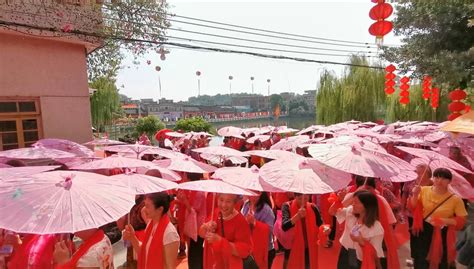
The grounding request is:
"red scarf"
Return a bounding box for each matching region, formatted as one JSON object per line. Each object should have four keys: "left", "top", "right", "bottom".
{"left": 427, "top": 216, "right": 465, "bottom": 269}
{"left": 56, "top": 230, "right": 104, "bottom": 269}
{"left": 288, "top": 200, "right": 318, "bottom": 269}
{"left": 361, "top": 241, "right": 377, "bottom": 269}
{"left": 138, "top": 215, "right": 170, "bottom": 269}
{"left": 374, "top": 194, "right": 400, "bottom": 269}
{"left": 252, "top": 221, "right": 270, "bottom": 269}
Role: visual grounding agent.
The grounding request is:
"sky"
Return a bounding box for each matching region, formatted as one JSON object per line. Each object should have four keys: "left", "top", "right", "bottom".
{"left": 115, "top": 0, "right": 402, "bottom": 102}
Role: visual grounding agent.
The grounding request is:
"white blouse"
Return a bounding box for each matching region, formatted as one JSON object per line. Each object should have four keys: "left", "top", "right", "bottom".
{"left": 336, "top": 206, "right": 385, "bottom": 261}
{"left": 76, "top": 235, "right": 114, "bottom": 269}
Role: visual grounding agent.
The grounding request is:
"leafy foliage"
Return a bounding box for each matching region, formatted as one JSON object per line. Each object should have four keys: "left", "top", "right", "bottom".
{"left": 316, "top": 56, "right": 386, "bottom": 125}
{"left": 270, "top": 94, "right": 286, "bottom": 112}
{"left": 87, "top": 1, "right": 170, "bottom": 80}
{"left": 381, "top": 0, "right": 474, "bottom": 88}
{"left": 174, "top": 117, "right": 212, "bottom": 133}
{"left": 134, "top": 115, "right": 165, "bottom": 140}
{"left": 89, "top": 77, "right": 122, "bottom": 132}
{"left": 385, "top": 85, "right": 450, "bottom": 122}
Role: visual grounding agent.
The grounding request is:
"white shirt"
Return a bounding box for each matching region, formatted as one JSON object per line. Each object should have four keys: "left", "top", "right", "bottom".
{"left": 336, "top": 206, "right": 385, "bottom": 261}
{"left": 145, "top": 222, "right": 179, "bottom": 267}
{"left": 76, "top": 236, "right": 114, "bottom": 269}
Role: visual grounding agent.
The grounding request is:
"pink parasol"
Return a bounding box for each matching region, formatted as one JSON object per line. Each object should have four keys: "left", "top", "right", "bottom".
{"left": 0, "top": 163, "right": 11, "bottom": 168}
{"left": 103, "top": 143, "right": 158, "bottom": 158}
{"left": 259, "top": 158, "right": 334, "bottom": 194}
{"left": 153, "top": 157, "right": 217, "bottom": 173}
{"left": 396, "top": 146, "right": 472, "bottom": 174}
{"left": 307, "top": 160, "right": 352, "bottom": 191}
{"left": 178, "top": 179, "right": 256, "bottom": 196}
{"left": 33, "top": 139, "right": 94, "bottom": 158}
{"left": 323, "top": 135, "right": 386, "bottom": 152}
{"left": 308, "top": 143, "right": 415, "bottom": 178}
{"left": 296, "top": 125, "right": 325, "bottom": 135}
{"left": 192, "top": 146, "right": 249, "bottom": 157}
{"left": 71, "top": 155, "right": 156, "bottom": 170}
{"left": 0, "top": 166, "right": 60, "bottom": 181}
{"left": 212, "top": 165, "right": 280, "bottom": 192}
{"left": 0, "top": 147, "right": 76, "bottom": 160}
{"left": 83, "top": 138, "right": 125, "bottom": 146}
{"left": 136, "top": 167, "right": 182, "bottom": 181}
{"left": 0, "top": 171, "right": 134, "bottom": 234}
{"left": 217, "top": 126, "right": 243, "bottom": 137}
{"left": 270, "top": 135, "right": 310, "bottom": 151}
{"left": 246, "top": 149, "right": 304, "bottom": 160}
{"left": 397, "top": 138, "right": 438, "bottom": 148}
{"left": 411, "top": 158, "right": 474, "bottom": 199}
{"left": 246, "top": 135, "right": 271, "bottom": 144}
{"left": 275, "top": 126, "right": 299, "bottom": 134}
{"left": 200, "top": 153, "right": 248, "bottom": 166}
{"left": 111, "top": 173, "right": 178, "bottom": 194}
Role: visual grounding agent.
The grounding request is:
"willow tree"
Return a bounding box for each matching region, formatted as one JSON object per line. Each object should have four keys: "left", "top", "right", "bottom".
{"left": 89, "top": 77, "right": 122, "bottom": 132}
{"left": 316, "top": 56, "right": 386, "bottom": 125}
{"left": 386, "top": 85, "right": 451, "bottom": 122}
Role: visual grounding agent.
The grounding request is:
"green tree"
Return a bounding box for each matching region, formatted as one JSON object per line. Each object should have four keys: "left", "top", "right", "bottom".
{"left": 89, "top": 77, "right": 122, "bottom": 132}
{"left": 381, "top": 0, "right": 474, "bottom": 88}
{"left": 270, "top": 94, "right": 286, "bottom": 112}
{"left": 134, "top": 115, "right": 165, "bottom": 141}
{"left": 87, "top": 1, "right": 170, "bottom": 80}
{"left": 174, "top": 117, "right": 212, "bottom": 133}
{"left": 316, "top": 56, "right": 386, "bottom": 125}
{"left": 385, "top": 85, "right": 450, "bottom": 122}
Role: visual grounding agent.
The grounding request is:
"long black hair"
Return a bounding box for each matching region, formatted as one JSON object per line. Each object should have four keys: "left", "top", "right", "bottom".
{"left": 145, "top": 191, "right": 172, "bottom": 214}
{"left": 353, "top": 190, "right": 379, "bottom": 228}
{"left": 255, "top": 192, "right": 272, "bottom": 212}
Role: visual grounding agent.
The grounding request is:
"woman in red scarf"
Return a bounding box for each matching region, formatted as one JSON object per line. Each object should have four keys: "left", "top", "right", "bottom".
{"left": 331, "top": 190, "right": 385, "bottom": 269}
{"left": 409, "top": 168, "right": 467, "bottom": 269}
{"left": 199, "top": 193, "right": 253, "bottom": 269}
{"left": 122, "top": 192, "right": 180, "bottom": 269}
{"left": 281, "top": 193, "right": 325, "bottom": 269}
{"left": 53, "top": 228, "right": 113, "bottom": 269}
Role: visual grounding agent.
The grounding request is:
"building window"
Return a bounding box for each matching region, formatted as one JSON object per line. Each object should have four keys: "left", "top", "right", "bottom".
{"left": 0, "top": 99, "right": 42, "bottom": 150}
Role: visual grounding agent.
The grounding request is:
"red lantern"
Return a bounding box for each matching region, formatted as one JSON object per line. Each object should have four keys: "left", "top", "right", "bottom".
{"left": 385, "top": 64, "right": 396, "bottom": 73}
{"left": 368, "top": 21, "right": 393, "bottom": 37}
{"left": 449, "top": 89, "right": 467, "bottom": 100}
{"left": 384, "top": 64, "right": 396, "bottom": 96}
{"left": 448, "top": 101, "right": 466, "bottom": 112}
{"left": 398, "top": 76, "right": 410, "bottom": 105}
{"left": 369, "top": 3, "right": 393, "bottom": 20}
{"left": 447, "top": 88, "right": 468, "bottom": 120}
{"left": 448, "top": 113, "right": 462, "bottom": 121}
{"left": 400, "top": 84, "right": 410, "bottom": 91}
{"left": 422, "top": 76, "right": 431, "bottom": 101}
{"left": 431, "top": 87, "right": 439, "bottom": 110}
{"left": 385, "top": 80, "right": 395, "bottom": 87}
{"left": 400, "top": 91, "right": 409, "bottom": 97}
{"left": 385, "top": 73, "right": 396, "bottom": 80}
{"left": 400, "top": 96, "right": 410, "bottom": 105}
{"left": 384, "top": 87, "right": 395, "bottom": 95}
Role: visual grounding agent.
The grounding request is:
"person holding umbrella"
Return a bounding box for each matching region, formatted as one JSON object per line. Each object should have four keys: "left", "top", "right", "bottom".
{"left": 122, "top": 192, "right": 180, "bottom": 269}
{"left": 199, "top": 193, "right": 253, "bottom": 269}
{"left": 281, "top": 193, "right": 324, "bottom": 269}
{"left": 409, "top": 168, "right": 468, "bottom": 269}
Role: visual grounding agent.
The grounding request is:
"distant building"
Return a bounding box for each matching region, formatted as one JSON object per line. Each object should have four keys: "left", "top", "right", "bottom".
{"left": 147, "top": 98, "right": 183, "bottom": 122}
{"left": 122, "top": 104, "right": 140, "bottom": 118}
{"left": 231, "top": 95, "right": 269, "bottom": 111}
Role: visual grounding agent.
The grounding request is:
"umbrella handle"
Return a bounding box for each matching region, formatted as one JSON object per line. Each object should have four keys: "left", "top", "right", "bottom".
{"left": 415, "top": 160, "right": 432, "bottom": 186}
{"left": 210, "top": 192, "right": 216, "bottom": 222}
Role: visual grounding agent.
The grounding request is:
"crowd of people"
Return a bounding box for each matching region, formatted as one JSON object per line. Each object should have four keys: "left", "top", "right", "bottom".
{"left": 0, "top": 122, "right": 473, "bottom": 269}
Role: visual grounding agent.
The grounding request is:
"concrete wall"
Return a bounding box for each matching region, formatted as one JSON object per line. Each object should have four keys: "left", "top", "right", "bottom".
{"left": 0, "top": 32, "right": 93, "bottom": 143}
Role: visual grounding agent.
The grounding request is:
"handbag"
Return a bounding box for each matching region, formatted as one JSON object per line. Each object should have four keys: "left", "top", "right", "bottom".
{"left": 220, "top": 213, "right": 259, "bottom": 269}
